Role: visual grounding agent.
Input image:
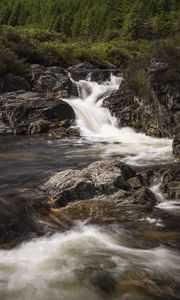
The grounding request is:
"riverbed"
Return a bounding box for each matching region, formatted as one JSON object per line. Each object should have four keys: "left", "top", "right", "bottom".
{"left": 0, "top": 75, "right": 179, "bottom": 299}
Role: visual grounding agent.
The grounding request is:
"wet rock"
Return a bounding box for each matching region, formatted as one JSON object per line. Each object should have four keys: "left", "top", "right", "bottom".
{"left": 28, "top": 119, "right": 51, "bottom": 134}
{"left": 47, "top": 126, "right": 79, "bottom": 139}
{"left": 0, "top": 111, "right": 12, "bottom": 134}
{"left": 68, "top": 62, "right": 95, "bottom": 71}
{"left": 160, "top": 163, "right": 180, "bottom": 199}
{"left": 103, "top": 79, "right": 137, "bottom": 128}
{"left": 173, "top": 134, "right": 180, "bottom": 160}
{"left": 127, "top": 177, "right": 142, "bottom": 189}
{"left": 31, "top": 64, "right": 78, "bottom": 97}
{"left": 42, "top": 160, "right": 134, "bottom": 206}
{"left": 103, "top": 59, "right": 180, "bottom": 138}
{"left": 1, "top": 91, "right": 75, "bottom": 135}
{"left": 0, "top": 196, "right": 50, "bottom": 248}
{"left": 42, "top": 160, "right": 156, "bottom": 212}
{"left": 54, "top": 190, "right": 156, "bottom": 223}
{"left": 68, "top": 62, "right": 121, "bottom": 82}
{"left": 0, "top": 73, "right": 31, "bottom": 93}
{"left": 134, "top": 187, "right": 156, "bottom": 206}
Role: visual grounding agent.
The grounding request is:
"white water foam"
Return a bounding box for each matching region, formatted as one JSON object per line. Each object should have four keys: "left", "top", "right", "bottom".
{"left": 0, "top": 223, "right": 179, "bottom": 300}
{"left": 150, "top": 177, "right": 180, "bottom": 213}
{"left": 66, "top": 75, "right": 173, "bottom": 165}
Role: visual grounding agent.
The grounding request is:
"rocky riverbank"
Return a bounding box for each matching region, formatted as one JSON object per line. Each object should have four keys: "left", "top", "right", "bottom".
{"left": 0, "top": 61, "right": 179, "bottom": 157}
{"left": 0, "top": 158, "right": 179, "bottom": 249}
{"left": 0, "top": 60, "right": 179, "bottom": 249}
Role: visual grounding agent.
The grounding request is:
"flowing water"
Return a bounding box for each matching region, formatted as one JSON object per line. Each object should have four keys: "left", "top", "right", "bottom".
{"left": 66, "top": 75, "right": 173, "bottom": 166}
{"left": 0, "top": 75, "right": 179, "bottom": 300}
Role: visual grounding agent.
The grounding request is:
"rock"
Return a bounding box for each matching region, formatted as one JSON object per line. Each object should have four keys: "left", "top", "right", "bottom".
{"left": 31, "top": 64, "right": 46, "bottom": 81}
{"left": 47, "top": 126, "right": 80, "bottom": 139}
{"left": 127, "top": 176, "right": 142, "bottom": 189}
{"left": 103, "top": 79, "right": 137, "bottom": 128}
{"left": 0, "top": 73, "right": 31, "bottom": 93}
{"left": 103, "top": 59, "right": 180, "bottom": 138}
{"left": 53, "top": 188, "right": 156, "bottom": 223}
{"left": 68, "top": 62, "right": 95, "bottom": 71}
{"left": 173, "top": 134, "right": 180, "bottom": 160}
{"left": 134, "top": 187, "right": 156, "bottom": 206}
{"left": 1, "top": 91, "right": 75, "bottom": 135}
{"left": 160, "top": 163, "right": 180, "bottom": 199}
{"left": 42, "top": 160, "right": 156, "bottom": 212}
{"left": 68, "top": 62, "right": 121, "bottom": 82}
{"left": 28, "top": 119, "right": 51, "bottom": 134}
{"left": 31, "top": 64, "right": 78, "bottom": 97}
{"left": 0, "top": 196, "right": 51, "bottom": 248}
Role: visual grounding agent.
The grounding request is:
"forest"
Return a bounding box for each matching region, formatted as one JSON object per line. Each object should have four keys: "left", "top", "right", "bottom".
{"left": 0, "top": 0, "right": 180, "bottom": 40}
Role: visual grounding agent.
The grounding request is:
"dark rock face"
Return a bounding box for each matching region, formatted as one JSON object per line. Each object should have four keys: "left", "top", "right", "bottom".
{"left": 103, "top": 79, "right": 137, "bottom": 128}
{"left": 0, "top": 73, "right": 31, "bottom": 93}
{"left": 159, "top": 163, "right": 180, "bottom": 199}
{"left": 172, "top": 134, "right": 180, "bottom": 160}
{"left": 31, "top": 64, "right": 78, "bottom": 97}
{"left": 1, "top": 91, "right": 75, "bottom": 135}
{"left": 0, "top": 64, "right": 80, "bottom": 136}
{"left": 68, "top": 62, "right": 121, "bottom": 82}
{"left": 42, "top": 159, "right": 156, "bottom": 211}
{"left": 103, "top": 61, "right": 180, "bottom": 138}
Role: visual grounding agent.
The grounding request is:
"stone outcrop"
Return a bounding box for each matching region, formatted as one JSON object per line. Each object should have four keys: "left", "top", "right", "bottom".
{"left": 68, "top": 62, "right": 121, "bottom": 82}
{"left": 0, "top": 64, "right": 79, "bottom": 136}
{"left": 159, "top": 163, "right": 180, "bottom": 200}
{"left": 31, "top": 64, "right": 78, "bottom": 97}
{"left": 1, "top": 91, "right": 75, "bottom": 135}
{"left": 103, "top": 79, "right": 137, "bottom": 128}
{"left": 172, "top": 134, "right": 180, "bottom": 160}
{"left": 103, "top": 60, "right": 180, "bottom": 139}
{"left": 42, "top": 160, "right": 156, "bottom": 211}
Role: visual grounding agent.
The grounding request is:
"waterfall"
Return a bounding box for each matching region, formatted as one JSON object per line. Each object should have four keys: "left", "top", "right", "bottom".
{"left": 65, "top": 74, "right": 173, "bottom": 165}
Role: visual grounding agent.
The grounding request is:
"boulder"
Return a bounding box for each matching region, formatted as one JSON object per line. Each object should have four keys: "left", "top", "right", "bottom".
{"left": 31, "top": 64, "right": 78, "bottom": 97}
{"left": 42, "top": 160, "right": 157, "bottom": 212}
{"left": 1, "top": 91, "right": 75, "bottom": 135}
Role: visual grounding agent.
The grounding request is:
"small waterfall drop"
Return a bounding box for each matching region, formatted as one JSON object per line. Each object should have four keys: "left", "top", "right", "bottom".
{"left": 66, "top": 74, "right": 173, "bottom": 165}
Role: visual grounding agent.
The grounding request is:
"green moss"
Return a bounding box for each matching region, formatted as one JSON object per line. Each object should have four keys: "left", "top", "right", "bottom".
{"left": 131, "top": 120, "right": 143, "bottom": 130}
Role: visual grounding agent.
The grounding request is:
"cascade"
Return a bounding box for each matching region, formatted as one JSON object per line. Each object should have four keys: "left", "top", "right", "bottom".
{"left": 66, "top": 74, "right": 173, "bottom": 165}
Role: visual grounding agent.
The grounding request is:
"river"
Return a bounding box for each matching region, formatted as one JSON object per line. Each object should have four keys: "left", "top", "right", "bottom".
{"left": 0, "top": 74, "right": 179, "bottom": 300}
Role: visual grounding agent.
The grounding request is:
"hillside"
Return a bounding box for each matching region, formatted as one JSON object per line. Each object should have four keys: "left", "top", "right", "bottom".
{"left": 0, "top": 0, "right": 180, "bottom": 40}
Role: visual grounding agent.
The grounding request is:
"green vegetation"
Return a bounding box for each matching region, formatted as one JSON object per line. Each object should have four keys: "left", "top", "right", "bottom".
{"left": 0, "top": 0, "right": 180, "bottom": 40}
{"left": 0, "top": 1, "right": 179, "bottom": 97}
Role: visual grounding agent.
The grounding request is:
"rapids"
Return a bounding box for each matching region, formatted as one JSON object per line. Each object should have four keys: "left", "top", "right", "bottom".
{"left": 0, "top": 74, "right": 179, "bottom": 300}
{"left": 65, "top": 75, "right": 173, "bottom": 166}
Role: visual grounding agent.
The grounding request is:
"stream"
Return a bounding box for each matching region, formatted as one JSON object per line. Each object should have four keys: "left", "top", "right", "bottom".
{"left": 0, "top": 75, "right": 179, "bottom": 300}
